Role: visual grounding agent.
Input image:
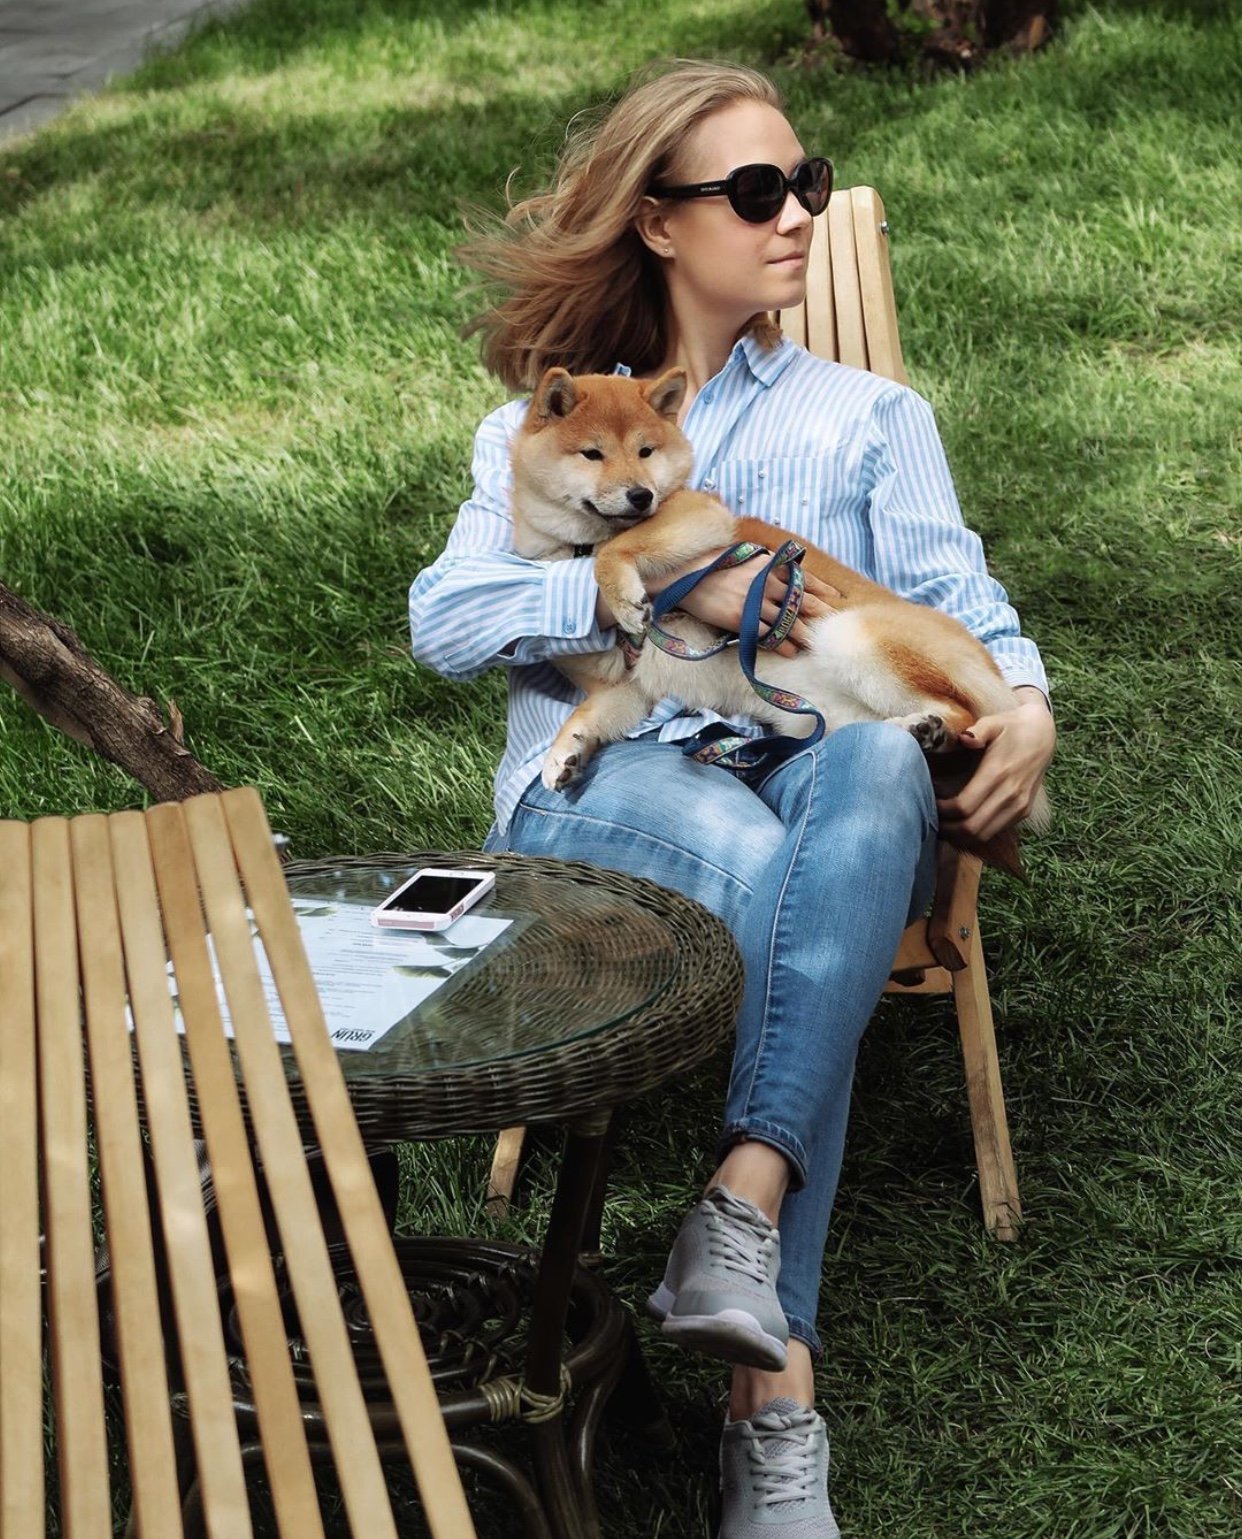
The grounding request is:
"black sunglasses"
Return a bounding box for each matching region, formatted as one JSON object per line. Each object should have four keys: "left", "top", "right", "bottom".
{"left": 648, "top": 156, "right": 833, "bottom": 224}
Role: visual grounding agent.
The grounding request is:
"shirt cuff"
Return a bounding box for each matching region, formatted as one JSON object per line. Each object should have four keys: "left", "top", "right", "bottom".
{"left": 538, "top": 556, "right": 615, "bottom": 654}
{"left": 994, "top": 660, "right": 1052, "bottom": 714}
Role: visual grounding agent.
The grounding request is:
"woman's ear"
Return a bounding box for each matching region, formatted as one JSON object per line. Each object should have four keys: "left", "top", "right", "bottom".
{"left": 634, "top": 196, "right": 675, "bottom": 261}
{"left": 531, "top": 367, "right": 578, "bottom": 420}
{"left": 643, "top": 368, "right": 687, "bottom": 419}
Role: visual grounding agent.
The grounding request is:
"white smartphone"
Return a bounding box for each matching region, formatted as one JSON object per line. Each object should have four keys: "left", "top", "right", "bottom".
{"left": 369, "top": 867, "right": 496, "bottom": 932}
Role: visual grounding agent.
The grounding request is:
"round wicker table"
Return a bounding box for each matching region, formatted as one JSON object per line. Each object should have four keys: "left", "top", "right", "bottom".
{"left": 259, "top": 850, "right": 743, "bottom": 1539}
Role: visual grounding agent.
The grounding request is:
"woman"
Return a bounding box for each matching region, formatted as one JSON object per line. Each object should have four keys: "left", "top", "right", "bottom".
{"left": 410, "top": 59, "right": 1054, "bottom": 1537}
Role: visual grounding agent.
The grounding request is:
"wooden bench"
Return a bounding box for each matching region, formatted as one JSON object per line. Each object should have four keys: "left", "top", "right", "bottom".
{"left": 0, "top": 787, "right": 477, "bottom": 1537}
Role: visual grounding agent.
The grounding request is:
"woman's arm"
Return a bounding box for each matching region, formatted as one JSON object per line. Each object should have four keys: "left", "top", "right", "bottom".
{"left": 408, "top": 403, "right": 616, "bottom": 680}
{"left": 863, "top": 386, "right": 1055, "bottom": 840}
{"left": 863, "top": 386, "right": 1050, "bottom": 699}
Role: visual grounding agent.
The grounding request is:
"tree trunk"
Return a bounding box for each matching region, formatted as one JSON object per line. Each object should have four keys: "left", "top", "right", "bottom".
{"left": 810, "top": 0, "right": 903, "bottom": 64}
{"left": 0, "top": 580, "right": 223, "bottom": 802}
{"left": 807, "top": 0, "right": 1057, "bottom": 66}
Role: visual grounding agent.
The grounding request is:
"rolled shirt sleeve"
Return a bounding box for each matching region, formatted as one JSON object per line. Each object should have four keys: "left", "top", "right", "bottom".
{"left": 409, "top": 401, "right": 615, "bottom": 681}
{"left": 862, "top": 385, "right": 1050, "bottom": 700}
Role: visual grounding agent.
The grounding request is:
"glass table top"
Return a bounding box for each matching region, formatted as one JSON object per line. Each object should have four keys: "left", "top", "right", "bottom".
{"left": 280, "top": 858, "right": 681, "bottom": 1080}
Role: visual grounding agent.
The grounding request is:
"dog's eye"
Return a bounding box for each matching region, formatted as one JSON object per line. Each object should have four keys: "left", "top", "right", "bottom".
{"left": 580, "top": 448, "right": 604, "bottom": 461}
{"left": 638, "top": 446, "right": 654, "bottom": 458}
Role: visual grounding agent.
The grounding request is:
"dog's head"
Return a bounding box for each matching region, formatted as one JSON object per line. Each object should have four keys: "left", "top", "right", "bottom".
{"left": 510, "top": 368, "right": 693, "bottom": 551}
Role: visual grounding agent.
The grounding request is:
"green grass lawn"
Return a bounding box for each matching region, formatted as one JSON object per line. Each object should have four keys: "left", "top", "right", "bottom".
{"left": 2, "top": 0, "right": 1239, "bottom": 1533}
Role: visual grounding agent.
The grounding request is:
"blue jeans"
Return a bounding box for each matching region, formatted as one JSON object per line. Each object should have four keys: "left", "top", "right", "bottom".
{"left": 489, "top": 722, "right": 939, "bottom": 1358}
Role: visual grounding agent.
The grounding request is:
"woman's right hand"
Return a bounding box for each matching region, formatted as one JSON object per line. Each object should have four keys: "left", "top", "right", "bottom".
{"left": 653, "top": 549, "right": 842, "bottom": 658}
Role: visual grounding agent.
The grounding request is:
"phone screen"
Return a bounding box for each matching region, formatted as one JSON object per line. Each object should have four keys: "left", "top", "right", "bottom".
{"left": 382, "top": 873, "right": 486, "bottom": 914}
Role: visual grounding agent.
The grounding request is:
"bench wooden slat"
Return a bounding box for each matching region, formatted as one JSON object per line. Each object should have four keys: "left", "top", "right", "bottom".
{"left": 0, "top": 822, "right": 44, "bottom": 1539}
{"left": 145, "top": 801, "right": 326, "bottom": 1539}
{"left": 32, "top": 817, "right": 111, "bottom": 1539}
{"left": 180, "top": 792, "right": 401, "bottom": 1539}
{"left": 70, "top": 816, "right": 183, "bottom": 1537}
{"left": 220, "top": 786, "right": 479, "bottom": 1539}
{"left": 109, "top": 811, "right": 254, "bottom": 1539}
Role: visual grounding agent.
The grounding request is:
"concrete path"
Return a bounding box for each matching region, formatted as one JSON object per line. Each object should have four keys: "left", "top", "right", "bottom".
{"left": 0, "top": 0, "right": 249, "bottom": 145}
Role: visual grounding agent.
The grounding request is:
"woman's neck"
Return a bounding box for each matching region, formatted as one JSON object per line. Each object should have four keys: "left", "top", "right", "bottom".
{"left": 658, "top": 308, "right": 748, "bottom": 416}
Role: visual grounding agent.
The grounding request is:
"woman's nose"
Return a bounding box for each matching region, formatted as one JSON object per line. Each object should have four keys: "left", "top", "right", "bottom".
{"left": 776, "top": 190, "right": 813, "bottom": 234}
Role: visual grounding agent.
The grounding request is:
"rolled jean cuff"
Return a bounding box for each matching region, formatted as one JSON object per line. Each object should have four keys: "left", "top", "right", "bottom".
{"left": 716, "top": 1118, "right": 809, "bottom": 1191}
{"left": 787, "top": 1313, "right": 823, "bottom": 1361}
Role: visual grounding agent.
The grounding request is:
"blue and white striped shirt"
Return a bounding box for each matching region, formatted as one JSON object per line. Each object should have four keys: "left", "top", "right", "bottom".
{"left": 409, "top": 333, "right": 1049, "bottom": 835}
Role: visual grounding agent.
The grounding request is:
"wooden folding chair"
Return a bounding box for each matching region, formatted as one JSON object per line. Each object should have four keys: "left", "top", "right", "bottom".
{"left": 0, "top": 787, "right": 477, "bottom": 1537}
{"left": 487, "top": 186, "right": 1022, "bottom": 1243}
{"left": 779, "top": 185, "right": 1022, "bottom": 1242}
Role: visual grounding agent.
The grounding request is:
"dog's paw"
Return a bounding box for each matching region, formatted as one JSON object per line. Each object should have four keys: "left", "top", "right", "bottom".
{"left": 889, "top": 711, "right": 956, "bottom": 753}
{"left": 542, "top": 735, "right": 588, "bottom": 792}
{"left": 612, "top": 595, "right": 652, "bottom": 638}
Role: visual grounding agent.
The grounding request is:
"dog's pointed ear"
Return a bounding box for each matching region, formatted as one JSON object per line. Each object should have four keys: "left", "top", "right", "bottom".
{"left": 532, "top": 367, "right": 578, "bottom": 421}
{"left": 643, "top": 368, "right": 687, "bottom": 420}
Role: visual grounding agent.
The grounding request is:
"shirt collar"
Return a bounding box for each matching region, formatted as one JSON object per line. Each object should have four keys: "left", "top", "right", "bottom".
{"left": 733, "top": 330, "right": 796, "bottom": 388}
{"left": 612, "top": 331, "right": 795, "bottom": 388}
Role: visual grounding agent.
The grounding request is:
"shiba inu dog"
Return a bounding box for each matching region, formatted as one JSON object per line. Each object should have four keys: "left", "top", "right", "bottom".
{"left": 510, "top": 366, "right": 1049, "bottom": 872}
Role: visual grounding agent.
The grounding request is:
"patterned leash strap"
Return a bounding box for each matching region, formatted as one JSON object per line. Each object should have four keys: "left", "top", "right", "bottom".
{"left": 616, "top": 540, "right": 770, "bottom": 669}
{"left": 631, "top": 538, "right": 826, "bottom": 783}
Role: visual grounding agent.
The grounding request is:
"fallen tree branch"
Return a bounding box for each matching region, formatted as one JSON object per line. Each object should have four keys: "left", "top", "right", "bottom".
{"left": 0, "top": 580, "right": 223, "bottom": 802}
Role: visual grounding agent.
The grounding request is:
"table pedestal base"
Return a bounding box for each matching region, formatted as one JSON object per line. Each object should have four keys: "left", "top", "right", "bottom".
{"left": 203, "top": 1234, "right": 638, "bottom": 1537}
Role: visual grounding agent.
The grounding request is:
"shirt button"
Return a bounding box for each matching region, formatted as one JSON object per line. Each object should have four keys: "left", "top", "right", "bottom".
{"left": 562, "top": 619, "right": 575, "bottom": 634}
{"left": 704, "top": 477, "right": 716, "bottom": 490}
{"left": 702, "top": 389, "right": 714, "bottom": 403}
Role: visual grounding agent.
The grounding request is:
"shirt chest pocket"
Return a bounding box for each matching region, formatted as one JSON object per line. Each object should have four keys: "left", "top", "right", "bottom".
{"left": 713, "top": 454, "right": 855, "bottom": 548}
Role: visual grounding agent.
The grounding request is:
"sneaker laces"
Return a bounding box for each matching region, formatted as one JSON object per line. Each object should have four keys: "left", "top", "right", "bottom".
{"left": 745, "top": 1398, "right": 821, "bottom": 1508}
{"left": 704, "top": 1188, "right": 777, "bottom": 1287}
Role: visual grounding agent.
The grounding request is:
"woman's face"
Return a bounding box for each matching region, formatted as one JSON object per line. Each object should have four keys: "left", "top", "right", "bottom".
{"left": 652, "top": 100, "right": 815, "bottom": 326}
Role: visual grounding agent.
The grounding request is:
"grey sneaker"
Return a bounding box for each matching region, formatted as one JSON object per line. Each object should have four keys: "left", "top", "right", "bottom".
{"left": 647, "top": 1185, "right": 789, "bottom": 1370}
{"left": 719, "top": 1397, "right": 841, "bottom": 1538}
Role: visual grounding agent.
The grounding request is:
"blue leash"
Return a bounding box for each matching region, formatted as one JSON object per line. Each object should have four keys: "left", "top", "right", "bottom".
{"left": 628, "top": 539, "right": 826, "bottom": 785}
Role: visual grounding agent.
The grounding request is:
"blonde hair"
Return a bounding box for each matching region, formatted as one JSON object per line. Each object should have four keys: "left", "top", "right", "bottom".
{"left": 461, "top": 60, "right": 785, "bottom": 391}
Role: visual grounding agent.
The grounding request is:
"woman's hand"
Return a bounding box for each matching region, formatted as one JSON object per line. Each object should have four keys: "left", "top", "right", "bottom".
{"left": 936, "top": 687, "right": 1056, "bottom": 842}
{"left": 651, "top": 548, "right": 842, "bottom": 658}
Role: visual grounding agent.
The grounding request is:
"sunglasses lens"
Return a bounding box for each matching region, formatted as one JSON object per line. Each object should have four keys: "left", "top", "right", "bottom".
{"left": 795, "top": 158, "right": 833, "bottom": 215}
{"left": 730, "top": 163, "right": 787, "bottom": 223}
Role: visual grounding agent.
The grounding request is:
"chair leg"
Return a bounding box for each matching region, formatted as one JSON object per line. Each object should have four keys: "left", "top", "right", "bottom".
{"left": 951, "top": 922, "right": 1022, "bottom": 1241}
{"left": 486, "top": 1125, "right": 528, "bottom": 1216}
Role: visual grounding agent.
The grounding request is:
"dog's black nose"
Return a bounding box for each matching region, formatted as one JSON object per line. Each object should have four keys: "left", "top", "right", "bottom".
{"left": 627, "top": 486, "right": 654, "bottom": 512}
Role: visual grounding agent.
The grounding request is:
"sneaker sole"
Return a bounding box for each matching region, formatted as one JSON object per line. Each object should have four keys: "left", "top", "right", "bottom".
{"left": 648, "top": 1285, "right": 788, "bottom": 1371}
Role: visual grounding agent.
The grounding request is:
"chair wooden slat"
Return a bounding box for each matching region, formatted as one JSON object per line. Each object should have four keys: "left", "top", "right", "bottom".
{"left": 219, "top": 786, "right": 479, "bottom": 1539}
{"left": 179, "top": 793, "right": 402, "bottom": 1539}
{"left": 145, "top": 801, "right": 326, "bottom": 1539}
{"left": 69, "top": 817, "right": 183, "bottom": 1538}
{"left": 108, "top": 811, "right": 253, "bottom": 1539}
{"left": 850, "top": 187, "right": 908, "bottom": 385}
{"left": 32, "top": 818, "right": 111, "bottom": 1539}
{"left": 826, "top": 193, "right": 868, "bottom": 370}
{"left": 0, "top": 822, "right": 44, "bottom": 1539}
{"left": 803, "top": 211, "right": 836, "bottom": 361}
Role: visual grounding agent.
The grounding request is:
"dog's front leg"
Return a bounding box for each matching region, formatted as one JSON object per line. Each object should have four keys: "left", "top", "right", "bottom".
{"left": 594, "top": 490, "right": 735, "bottom": 637}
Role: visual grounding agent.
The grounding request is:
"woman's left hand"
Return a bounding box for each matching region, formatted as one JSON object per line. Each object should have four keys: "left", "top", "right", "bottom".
{"left": 935, "top": 688, "right": 1056, "bottom": 843}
